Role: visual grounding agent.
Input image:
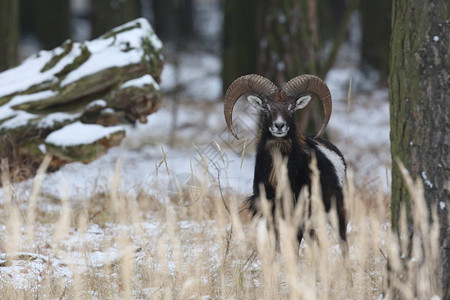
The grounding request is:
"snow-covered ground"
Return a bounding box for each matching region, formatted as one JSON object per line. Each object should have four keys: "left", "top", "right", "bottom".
{"left": 0, "top": 49, "right": 391, "bottom": 203}
{"left": 7, "top": 1, "right": 391, "bottom": 203}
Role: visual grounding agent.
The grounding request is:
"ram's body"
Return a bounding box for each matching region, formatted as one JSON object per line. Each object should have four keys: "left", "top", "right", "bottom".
{"left": 224, "top": 74, "right": 348, "bottom": 245}
{"left": 248, "top": 134, "right": 347, "bottom": 243}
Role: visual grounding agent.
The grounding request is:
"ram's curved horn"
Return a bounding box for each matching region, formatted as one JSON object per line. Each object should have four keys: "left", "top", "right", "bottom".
{"left": 282, "top": 74, "right": 332, "bottom": 138}
{"left": 224, "top": 74, "right": 277, "bottom": 139}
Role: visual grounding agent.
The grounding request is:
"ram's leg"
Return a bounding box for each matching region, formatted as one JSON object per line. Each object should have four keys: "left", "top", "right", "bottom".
{"left": 274, "top": 222, "right": 280, "bottom": 251}
{"left": 296, "top": 228, "right": 304, "bottom": 246}
{"left": 265, "top": 214, "right": 280, "bottom": 251}
{"left": 336, "top": 192, "right": 347, "bottom": 242}
{"left": 336, "top": 192, "right": 353, "bottom": 287}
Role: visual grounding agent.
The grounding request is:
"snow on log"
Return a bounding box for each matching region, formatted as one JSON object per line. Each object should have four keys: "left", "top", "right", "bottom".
{"left": 0, "top": 18, "right": 163, "bottom": 180}
{"left": 44, "top": 122, "right": 125, "bottom": 162}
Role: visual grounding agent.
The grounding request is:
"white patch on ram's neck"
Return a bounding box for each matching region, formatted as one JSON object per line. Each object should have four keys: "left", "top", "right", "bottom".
{"left": 265, "top": 139, "right": 292, "bottom": 154}
{"left": 269, "top": 149, "right": 281, "bottom": 188}
{"left": 316, "top": 144, "right": 345, "bottom": 187}
{"left": 268, "top": 148, "right": 287, "bottom": 190}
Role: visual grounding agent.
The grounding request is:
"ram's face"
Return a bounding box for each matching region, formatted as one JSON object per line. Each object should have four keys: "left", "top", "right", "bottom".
{"left": 247, "top": 95, "right": 312, "bottom": 138}
{"left": 224, "top": 74, "right": 331, "bottom": 140}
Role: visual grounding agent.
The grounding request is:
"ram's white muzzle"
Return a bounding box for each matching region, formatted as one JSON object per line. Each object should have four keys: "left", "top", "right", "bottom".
{"left": 269, "top": 116, "right": 289, "bottom": 137}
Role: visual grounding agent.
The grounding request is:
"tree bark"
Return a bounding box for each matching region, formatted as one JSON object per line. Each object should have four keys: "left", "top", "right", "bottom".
{"left": 390, "top": 0, "right": 449, "bottom": 298}
{"left": 0, "top": 0, "right": 19, "bottom": 71}
{"left": 34, "top": 0, "right": 71, "bottom": 50}
{"left": 0, "top": 19, "right": 164, "bottom": 181}
{"left": 91, "top": 0, "right": 140, "bottom": 38}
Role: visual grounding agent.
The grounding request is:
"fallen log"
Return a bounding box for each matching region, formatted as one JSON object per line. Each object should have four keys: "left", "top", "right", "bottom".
{"left": 0, "top": 18, "right": 163, "bottom": 181}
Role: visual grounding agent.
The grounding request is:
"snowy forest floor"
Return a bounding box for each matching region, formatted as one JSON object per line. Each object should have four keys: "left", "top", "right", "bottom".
{"left": 1, "top": 52, "right": 441, "bottom": 299}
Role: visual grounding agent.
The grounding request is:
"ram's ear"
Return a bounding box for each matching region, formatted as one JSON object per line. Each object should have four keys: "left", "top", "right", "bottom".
{"left": 247, "top": 95, "right": 266, "bottom": 110}
{"left": 293, "top": 95, "right": 312, "bottom": 110}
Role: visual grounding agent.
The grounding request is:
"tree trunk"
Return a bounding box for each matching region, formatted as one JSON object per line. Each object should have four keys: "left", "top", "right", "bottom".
{"left": 257, "top": 0, "right": 321, "bottom": 85}
{"left": 0, "top": 19, "right": 164, "bottom": 181}
{"left": 34, "top": 0, "right": 71, "bottom": 50}
{"left": 317, "top": 0, "right": 346, "bottom": 42}
{"left": 255, "top": 0, "right": 359, "bottom": 135}
{"left": 0, "top": 0, "right": 19, "bottom": 71}
{"left": 91, "top": 0, "right": 140, "bottom": 38}
{"left": 360, "top": 0, "right": 391, "bottom": 83}
{"left": 152, "top": 0, "right": 174, "bottom": 40}
{"left": 390, "top": 0, "right": 449, "bottom": 298}
{"left": 19, "top": 0, "right": 35, "bottom": 35}
{"left": 222, "top": 0, "right": 259, "bottom": 91}
{"left": 152, "top": 0, "right": 194, "bottom": 42}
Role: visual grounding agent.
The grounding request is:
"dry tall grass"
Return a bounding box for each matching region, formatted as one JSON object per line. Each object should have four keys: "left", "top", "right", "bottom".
{"left": 0, "top": 155, "right": 443, "bottom": 299}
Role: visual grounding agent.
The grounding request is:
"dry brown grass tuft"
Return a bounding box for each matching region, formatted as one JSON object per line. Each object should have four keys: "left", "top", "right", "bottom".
{"left": 0, "top": 157, "right": 443, "bottom": 299}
